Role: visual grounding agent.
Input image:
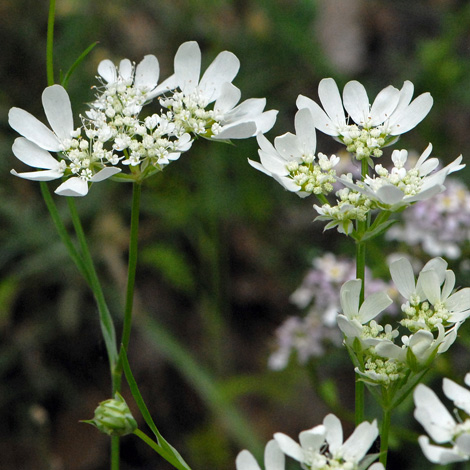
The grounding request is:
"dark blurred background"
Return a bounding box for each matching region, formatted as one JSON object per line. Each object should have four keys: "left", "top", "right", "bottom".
{"left": 1, "top": 0, "right": 470, "bottom": 469}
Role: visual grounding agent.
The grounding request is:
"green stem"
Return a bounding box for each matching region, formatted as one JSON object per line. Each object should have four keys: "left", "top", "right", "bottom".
{"left": 354, "top": 158, "right": 369, "bottom": 426}
{"left": 120, "top": 182, "right": 142, "bottom": 354}
{"left": 46, "top": 0, "right": 55, "bottom": 86}
{"left": 66, "top": 198, "right": 118, "bottom": 374}
{"left": 111, "top": 436, "right": 120, "bottom": 470}
{"left": 379, "top": 407, "right": 392, "bottom": 468}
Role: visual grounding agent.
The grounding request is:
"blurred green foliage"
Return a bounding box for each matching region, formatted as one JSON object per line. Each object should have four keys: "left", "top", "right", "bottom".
{"left": 1, "top": 1, "right": 470, "bottom": 469}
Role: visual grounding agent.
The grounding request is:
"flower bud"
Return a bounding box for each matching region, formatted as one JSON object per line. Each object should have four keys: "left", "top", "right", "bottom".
{"left": 82, "top": 392, "right": 137, "bottom": 437}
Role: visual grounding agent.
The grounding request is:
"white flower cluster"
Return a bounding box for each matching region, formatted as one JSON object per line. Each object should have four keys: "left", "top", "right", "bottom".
{"left": 236, "top": 413, "right": 384, "bottom": 470}
{"left": 414, "top": 374, "right": 470, "bottom": 464}
{"left": 9, "top": 41, "right": 277, "bottom": 196}
{"left": 338, "top": 257, "right": 469, "bottom": 386}
{"left": 249, "top": 77, "right": 465, "bottom": 235}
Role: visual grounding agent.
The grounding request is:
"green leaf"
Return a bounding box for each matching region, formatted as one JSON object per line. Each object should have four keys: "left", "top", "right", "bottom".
{"left": 120, "top": 348, "right": 192, "bottom": 470}
{"left": 61, "top": 41, "right": 99, "bottom": 89}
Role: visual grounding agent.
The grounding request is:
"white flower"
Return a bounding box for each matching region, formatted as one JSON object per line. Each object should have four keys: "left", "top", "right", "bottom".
{"left": 414, "top": 377, "right": 470, "bottom": 464}
{"left": 150, "top": 41, "right": 240, "bottom": 102}
{"left": 274, "top": 414, "right": 382, "bottom": 469}
{"left": 340, "top": 144, "right": 464, "bottom": 211}
{"left": 390, "top": 257, "right": 469, "bottom": 332}
{"left": 151, "top": 41, "right": 276, "bottom": 139}
{"left": 249, "top": 108, "right": 339, "bottom": 197}
{"left": 297, "top": 78, "right": 433, "bottom": 139}
{"left": 9, "top": 85, "right": 120, "bottom": 196}
{"left": 336, "top": 279, "right": 393, "bottom": 346}
{"left": 420, "top": 267, "right": 470, "bottom": 325}
{"left": 236, "top": 440, "right": 284, "bottom": 470}
{"left": 374, "top": 323, "right": 459, "bottom": 370}
{"left": 389, "top": 257, "right": 446, "bottom": 304}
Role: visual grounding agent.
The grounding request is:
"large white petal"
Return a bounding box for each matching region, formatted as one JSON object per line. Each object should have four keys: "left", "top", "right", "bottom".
{"left": 174, "top": 41, "right": 201, "bottom": 94}
{"left": 214, "top": 122, "right": 257, "bottom": 140}
{"left": 294, "top": 108, "right": 316, "bottom": 154}
{"left": 296, "top": 94, "right": 339, "bottom": 136}
{"left": 248, "top": 159, "right": 272, "bottom": 177}
{"left": 55, "top": 177, "right": 89, "bottom": 197}
{"left": 358, "top": 291, "right": 392, "bottom": 323}
{"left": 420, "top": 270, "right": 442, "bottom": 305}
{"left": 97, "top": 59, "right": 117, "bottom": 83}
{"left": 369, "top": 85, "right": 400, "bottom": 126}
{"left": 446, "top": 288, "right": 470, "bottom": 315}
{"left": 343, "top": 81, "right": 369, "bottom": 126}
{"left": 389, "top": 93, "right": 433, "bottom": 135}
{"left": 274, "top": 133, "right": 302, "bottom": 162}
{"left": 318, "top": 78, "right": 346, "bottom": 129}
{"left": 251, "top": 110, "right": 278, "bottom": 134}
{"left": 273, "top": 433, "right": 304, "bottom": 462}
{"left": 222, "top": 98, "right": 266, "bottom": 123}
{"left": 134, "top": 54, "right": 160, "bottom": 90}
{"left": 336, "top": 315, "right": 362, "bottom": 339}
{"left": 42, "top": 85, "right": 74, "bottom": 142}
{"left": 390, "top": 257, "right": 415, "bottom": 299}
{"left": 118, "top": 59, "right": 133, "bottom": 81}
{"left": 443, "top": 378, "right": 470, "bottom": 414}
{"left": 392, "top": 81, "right": 414, "bottom": 116}
{"left": 258, "top": 149, "right": 289, "bottom": 176}
{"left": 340, "top": 279, "right": 361, "bottom": 318}
{"left": 441, "top": 270, "right": 456, "bottom": 301}
{"left": 214, "top": 83, "right": 241, "bottom": 114}
{"left": 456, "top": 434, "right": 470, "bottom": 456}
{"left": 418, "top": 436, "right": 466, "bottom": 464}
{"left": 12, "top": 137, "right": 61, "bottom": 169}
{"left": 414, "top": 384, "right": 455, "bottom": 443}
{"left": 264, "top": 440, "right": 285, "bottom": 470}
{"left": 323, "top": 414, "right": 343, "bottom": 454}
{"left": 299, "top": 426, "right": 326, "bottom": 454}
{"left": 375, "top": 184, "right": 405, "bottom": 205}
{"left": 235, "top": 450, "right": 260, "bottom": 470}
{"left": 199, "top": 51, "right": 240, "bottom": 102}
{"left": 9, "top": 107, "right": 61, "bottom": 151}
{"left": 90, "top": 166, "right": 121, "bottom": 182}
{"left": 11, "top": 168, "right": 63, "bottom": 181}
{"left": 341, "top": 420, "right": 378, "bottom": 462}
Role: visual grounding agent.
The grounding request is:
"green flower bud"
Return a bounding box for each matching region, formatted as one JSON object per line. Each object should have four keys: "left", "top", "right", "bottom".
{"left": 82, "top": 392, "right": 137, "bottom": 437}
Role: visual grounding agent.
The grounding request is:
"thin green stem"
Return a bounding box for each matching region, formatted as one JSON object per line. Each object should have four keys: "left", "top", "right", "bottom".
{"left": 354, "top": 158, "right": 370, "bottom": 426}
{"left": 66, "top": 198, "right": 118, "bottom": 372}
{"left": 379, "top": 407, "right": 392, "bottom": 468}
{"left": 120, "top": 182, "right": 142, "bottom": 354}
{"left": 46, "top": 0, "right": 56, "bottom": 86}
{"left": 111, "top": 436, "right": 120, "bottom": 470}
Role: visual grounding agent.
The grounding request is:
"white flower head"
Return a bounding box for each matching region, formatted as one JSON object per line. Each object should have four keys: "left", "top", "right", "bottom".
{"left": 337, "top": 279, "right": 393, "bottom": 346}
{"left": 9, "top": 85, "right": 121, "bottom": 196}
{"left": 151, "top": 41, "right": 276, "bottom": 139}
{"left": 297, "top": 78, "right": 433, "bottom": 160}
{"left": 274, "top": 414, "right": 381, "bottom": 469}
{"left": 414, "top": 378, "right": 470, "bottom": 464}
{"left": 339, "top": 144, "right": 465, "bottom": 212}
{"left": 249, "top": 108, "right": 339, "bottom": 197}
{"left": 390, "top": 257, "right": 469, "bottom": 332}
